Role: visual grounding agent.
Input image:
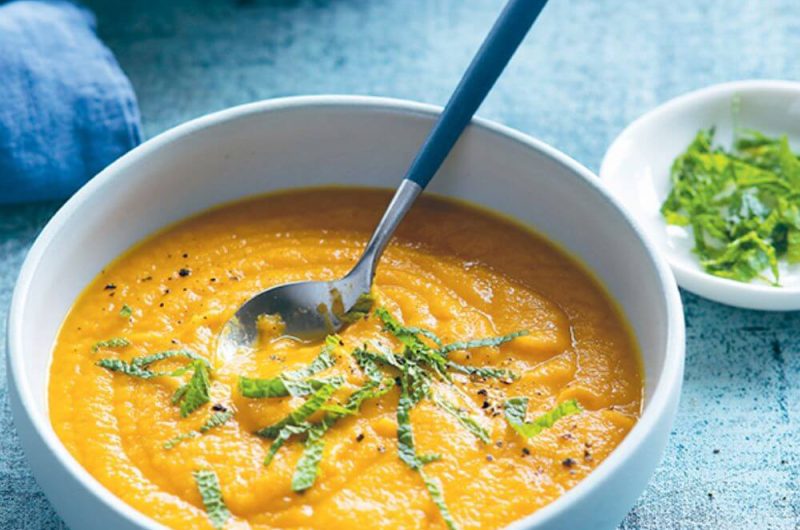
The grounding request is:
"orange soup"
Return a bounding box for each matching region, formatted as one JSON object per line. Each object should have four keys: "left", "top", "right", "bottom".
{"left": 49, "top": 188, "right": 642, "bottom": 530}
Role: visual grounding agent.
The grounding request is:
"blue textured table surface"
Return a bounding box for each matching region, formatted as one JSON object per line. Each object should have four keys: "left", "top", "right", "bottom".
{"left": 1, "top": 1, "right": 799, "bottom": 528}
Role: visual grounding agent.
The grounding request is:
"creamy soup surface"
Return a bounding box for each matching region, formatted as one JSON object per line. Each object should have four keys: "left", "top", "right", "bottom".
{"left": 49, "top": 188, "right": 642, "bottom": 530}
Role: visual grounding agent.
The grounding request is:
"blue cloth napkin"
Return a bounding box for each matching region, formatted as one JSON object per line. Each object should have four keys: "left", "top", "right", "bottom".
{"left": 0, "top": 0, "right": 142, "bottom": 204}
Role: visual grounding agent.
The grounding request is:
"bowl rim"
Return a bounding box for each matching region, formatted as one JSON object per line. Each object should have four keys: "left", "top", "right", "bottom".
{"left": 599, "top": 79, "right": 800, "bottom": 310}
{"left": 9, "top": 94, "right": 685, "bottom": 529}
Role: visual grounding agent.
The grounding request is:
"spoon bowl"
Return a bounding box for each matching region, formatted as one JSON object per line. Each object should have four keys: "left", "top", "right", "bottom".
{"left": 220, "top": 275, "right": 368, "bottom": 346}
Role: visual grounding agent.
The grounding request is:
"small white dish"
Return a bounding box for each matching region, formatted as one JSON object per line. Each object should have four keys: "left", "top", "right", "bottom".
{"left": 601, "top": 80, "right": 800, "bottom": 311}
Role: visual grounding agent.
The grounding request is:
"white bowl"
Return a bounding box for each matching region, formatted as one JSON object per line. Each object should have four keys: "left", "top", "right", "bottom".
{"left": 9, "top": 96, "right": 684, "bottom": 530}
{"left": 600, "top": 80, "right": 800, "bottom": 310}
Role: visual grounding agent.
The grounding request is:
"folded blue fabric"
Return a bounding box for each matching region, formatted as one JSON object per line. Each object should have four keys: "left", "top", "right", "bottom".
{"left": 0, "top": 0, "right": 142, "bottom": 204}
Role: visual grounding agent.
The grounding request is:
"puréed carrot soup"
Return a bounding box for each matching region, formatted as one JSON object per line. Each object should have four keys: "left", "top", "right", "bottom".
{"left": 49, "top": 188, "right": 642, "bottom": 530}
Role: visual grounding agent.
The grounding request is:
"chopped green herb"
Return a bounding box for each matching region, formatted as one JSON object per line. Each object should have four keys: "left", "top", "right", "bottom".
{"left": 353, "top": 348, "right": 385, "bottom": 382}
{"left": 420, "top": 470, "right": 458, "bottom": 530}
{"left": 200, "top": 408, "right": 234, "bottom": 432}
{"left": 291, "top": 424, "right": 327, "bottom": 491}
{"left": 192, "top": 469, "right": 230, "bottom": 530}
{"left": 238, "top": 376, "right": 292, "bottom": 398}
{"left": 318, "top": 403, "right": 355, "bottom": 415}
{"left": 173, "top": 361, "right": 211, "bottom": 417}
{"left": 445, "top": 361, "right": 517, "bottom": 380}
{"left": 661, "top": 127, "right": 800, "bottom": 284}
{"left": 255, "top": 382, "right": 341, "bottom": 439}
{"left": 263, "top": 423, "right": 312, "bottom": 466}
{"left": 119, "top": 304, "right": 133, "bottom": 318}
{"left": 375, "top": 308, "right": 440, "bottom": 350}
{"left": 395, "top": 380, "right": 458, "bottom": 529}
{"left": 417, "top": 453, "right": 442, "bottom": 465}
{"left": 396, "top": 382, "right": 423, "bottom": 467}
{"left": 433, "top": 397, "right": 490, "bottom": 443}
{"left": 90, "top": 337, "right": 130, "bottom": 353}
{"left": 96, "top": 349, "right": 208, "bottom": 379}
{"left": 238, "top": 375, "right": 343, "bottom": 398}
{"left": 238, "top": 338, "right": 340, "bottom": 399}
{"left": 97, "top": 350, "right": 211, "bottom": 417}
{"left": 436, "top": 329, "right": 529, "bottom": 356}
{"left": 282, "top": 337, "right": 337, "bottom": 380}
{"left": 504, "top": 398, "right": 582, "bottom": 439}
{"left": 163, "top": 408, "right": 234, "bottom": 449}
{"left": 376, "top": 308, "right": 450, "bottom": 385}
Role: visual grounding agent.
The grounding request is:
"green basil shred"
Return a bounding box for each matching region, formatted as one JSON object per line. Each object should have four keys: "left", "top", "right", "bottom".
{"left": 192, "top": 469, "right": 230, "bottom": 530}
{"left": 90, "top": 337, "right": 130, "bottom": 353}
{"left": 164, "top": 408, "right": 235, "bottom": 449}
{"left": 97, "top": 350, "right": 211, "bottom": 417}
{"left": 503, "top": 397, "right": 582, "bottom": 438}
{"left": 661, "top": 127, "right": 800, "bottom": 284}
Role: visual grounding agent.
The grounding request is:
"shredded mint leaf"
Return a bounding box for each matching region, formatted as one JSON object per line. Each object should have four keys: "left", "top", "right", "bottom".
{"left": 788, "top": 227, "right": 800, "bottom": 263}
{"left": 163, "top": 408, "right": 234, "bottom": 449}
{"left": 199, "top": 408, "right": 234, "bottom": 433}
{"left": 396, "top": 380, "right": 459, "bottom": 529}
{"left": 162, "top": 431, "right": 197, "bottom": 449}
{"left": 173, "top": 361, "right": 211, "bottom": 417}
{"left": 263, "top": 423, "right": 312, "bottom": 466}
{"left": 433, "top": 397, "right": 490, "bottom": 443}
{"left": 91, "top": 337, "right": 130, "bottom": 353}
{"left": 661, "top": 126, "right": 800, "bottom": 284}
{"left": 405, "top": 326, "right": 443, "bottom": 347}
{"left": 417, "top": 453, "right": 442, "bottom": 465}
{"left": 376, "top": 308, "right": 449, "bottom": 385}
{"left": 281, "top": 337, "right": 337, "bottom": 380}
{"left": 353, "top": 348, "right": 385, "bottom": 382}
{"left": 338, "top": 378, "right": 395, "bottom": 414}
{"left": 97, "top": 349, "right": 208, "bottom": 379}
{"left": 238, "top": 375, "right": 343, "bottom": 398}
{"left": 353, "top": 347, "right": 404, "bottom": 372}
{"left": 255, "top": 382, "right": 341, "bottom": 439}
{"left": 446, "top": 361, "right": 517, "bottom": 380}
{"left": 504, "top": 398, "right": 582, "bottom": 438}
{"left": 239, "top": 338, "right": 341, "bottom": 399}
{"left": 192, "top": 469, "right": 230, "bottom": 530}
{"left": 436, "top": 329, "right": 529, "bottom": 356}
{"left": 420, "top": 470, "right": 458, "bottom": 530}
{"left": 375, "top": 308, "right": 441, "bottom": 349}
{"left": 98, "top": 350, "right": 212, "bottom": 417}
{"left": 95, "top": 358, "right": 149, "bottom": 378}
{"left": 119, "top": 304, "right": 133, "bottom": 318}
{"left": 396, "top": 382, "right": 423, "bottom": 469}
{"left": 238, "top": 376, "right": 290, "bottom": 398}
{"left": 319, "top": 403, "right": 354, "bottom": 415}
{"left": 291, "top": 424, "right": 327, "bottom": 491}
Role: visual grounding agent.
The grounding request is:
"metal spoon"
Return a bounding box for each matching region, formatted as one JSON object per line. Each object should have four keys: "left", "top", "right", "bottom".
{"left": 218, "top": 0, "right": 549, "bottom": 350}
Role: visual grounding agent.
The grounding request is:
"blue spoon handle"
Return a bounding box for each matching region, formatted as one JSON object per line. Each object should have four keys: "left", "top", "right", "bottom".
{"left": 351, "top": 0, "right": 548, "bottom": 281}
{"left": 404, "top": 0, "right": 549, "bottom": 188}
